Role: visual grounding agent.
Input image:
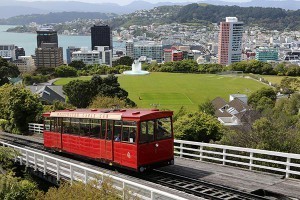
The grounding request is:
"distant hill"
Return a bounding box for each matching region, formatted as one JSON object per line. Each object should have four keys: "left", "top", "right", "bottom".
{"left": 0, "top": 12, "right": 118, "bottom": 25}
{"left": 0, "top": 0, "right": 299, "bottom": 19}
{"left": 108, "top": 4, "right": 300, "bottom": 31}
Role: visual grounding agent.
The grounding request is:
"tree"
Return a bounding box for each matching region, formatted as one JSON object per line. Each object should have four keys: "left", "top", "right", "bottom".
{"left": 0, "top": 174, "right": 37, "bottom": 200}
{"left": 174, "top": 111, "right": 225, "bottom": 142}
{"left": 36, "top": 179, "right": 122, "bottom": 200}
{"left": 43, "top": 100, "right": 75, "bottom": 113}
{"left": 0, "top": 57, "right": 20, "bottom": 86}
{"left": 89, "top": 96, "right": 129, "bottom": 109}
{"left": 248, "top": 87, "right": 276, "bottom": 110}
{"left": 278, "top": 77, "right": 300, "bottom": 95}
{"left": 0, "top": 84, "right": 43, "bottom": 134}
{"left": 63, "top": 80, "right": 94, "bottom": 108}
{"left": 113, "top": 56, "right": 134, "bottom": 67}
{"left": 0, "top": 146, "right": 18, "bottom": 174}
{"left": 198, "top": 99, "right": 215, "bottom": 116}
{"left": 55, "top": 65, "right": 77, "bottom": 77}
{"left": 69, "top": 60, "right": 86, "bottom": 70}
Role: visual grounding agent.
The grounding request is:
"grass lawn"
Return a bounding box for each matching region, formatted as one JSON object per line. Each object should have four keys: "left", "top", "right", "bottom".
{"left": 54, "top": 73, "right": 267, "bottom": 112}
{"left": 261, "top": 75, "right": 300, "bottom": 85}
{"left": 54, "top": 76, "right": 92, "bottom": 85}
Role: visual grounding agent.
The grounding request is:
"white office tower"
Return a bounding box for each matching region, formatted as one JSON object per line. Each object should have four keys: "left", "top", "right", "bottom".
{"left": 218, "top": 17, "right": 244, "bottom": 65}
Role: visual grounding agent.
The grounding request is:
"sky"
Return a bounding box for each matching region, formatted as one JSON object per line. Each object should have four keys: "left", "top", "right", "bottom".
{"left": 19, "top": 0, "right": 253, "bottom": 6}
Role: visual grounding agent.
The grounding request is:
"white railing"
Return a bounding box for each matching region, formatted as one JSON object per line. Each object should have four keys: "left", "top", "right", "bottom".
{"left": 28, "top": 123, "right": 46, "bottom": 134}
{"left": 27, "top": 123, "right": 300, "bottom": 178}
{"left": 1, "top": 141, "right": 188, "bottom": 200}
{"left": 174, "top": 140, "right": 300, "bottom": 178}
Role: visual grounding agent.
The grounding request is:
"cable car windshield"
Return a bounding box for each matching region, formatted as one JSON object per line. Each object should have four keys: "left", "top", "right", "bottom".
{"left": 139, "top": 117, "right": 172, "bottom": 143}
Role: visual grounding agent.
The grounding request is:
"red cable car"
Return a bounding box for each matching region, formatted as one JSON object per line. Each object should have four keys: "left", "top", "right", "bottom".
{"left": 43, "top": 109, "right": 174, "bottom": 172}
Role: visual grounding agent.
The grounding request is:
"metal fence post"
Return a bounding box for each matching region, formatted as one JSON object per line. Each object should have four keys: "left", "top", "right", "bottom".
{"left": 70, "top": 165, "right": 73, "bottom": 184}
{"left": 84, "top": 170, "right": 87, "bottom": 184}
{"left": 223, "top": 149, "right": 226, "bottom": 165}
{"left": 286, "top": 157, "right": 291, "bottom": 178}
{"left": 26, "top": 151, "right": 29, "bottom": 167}
{"left": 56, "top": 161, "right": 60, "bottom": 181}
{"left": 199, "top": 146, "right": 203, "bottom": 161}
{"left": 180, "top": 143, "right": 183, "bottom": 158}
{"left": 249, "top": 152, "right": 253, "bottom": 170}
{"left": 34, "top": 154, "right": 37, "bottom": 171}
{"left": 43, "top": 156, "right": 47, "bottom": 175}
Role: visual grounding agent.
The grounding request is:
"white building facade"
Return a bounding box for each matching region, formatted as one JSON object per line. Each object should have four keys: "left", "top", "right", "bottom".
{"left": 0, "top": 44, "right": 16, "bottom": 61}
{"left": 72, "top": 46, "right": 112, "bottom": 66}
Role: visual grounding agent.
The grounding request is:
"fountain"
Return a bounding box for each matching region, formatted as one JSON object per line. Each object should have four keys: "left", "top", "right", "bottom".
{"left": 123, "top": 60, "right": 150, "bottom": 75}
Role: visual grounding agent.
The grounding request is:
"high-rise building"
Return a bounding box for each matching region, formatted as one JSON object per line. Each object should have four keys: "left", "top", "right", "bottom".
{"left": 34, "top": 44, "right": 63, "bottom": 68}
{"left": 15, "top": 46, "right": 25, "bottom": 59}
{"left": 91, "top": 25, "right": 112, "bottom": 51}
{"left": 218, "top": 17, "right": 244, "bottom": 65}
{"left": 37, "top": 28, "right": 58, "bottom": 48}
{"left": 126, "top": 40, "right": 134, "bottom": 58}
{"left": 34, "top": 29, "right": 63, "bottom": 68}
{"left": 133, "top": 41, "right": 163, "bottom": 63}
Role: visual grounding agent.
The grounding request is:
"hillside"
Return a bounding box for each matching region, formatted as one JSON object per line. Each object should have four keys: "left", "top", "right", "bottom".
{"left": 0, "top": 12, "right": 117, "bottom": 25}
{"left": 108, "top": 4, "right": 300, "bottom": 31}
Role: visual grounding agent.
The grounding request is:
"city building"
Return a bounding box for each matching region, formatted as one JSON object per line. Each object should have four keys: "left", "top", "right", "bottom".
{"left": 66, "top": 46, "right": 81, "bottom": 64}
{"left": 72, "top": 46, "right": 112, "bottom": 66}
{"left": 133, "top": 41, "right": 163, "bottom": 63}
{"left": 126, "top": 40, "right": 134, "bottom": 58}
{"left": 34, "top": 29, "right": 63, "bottom": 68}
{"left": 34, "top": 43, "right": 64, "bottom": 68}
{"left": 0, "top": 44, "right": 16, "bottom": 61}
{"left": 37, "top": 28, "right": 58, "bottom": 48}
{"left": 255, "top": 47, "right": 278, "bottom": 62}
{"left": 218, "top": 17, "right": 244, "bottom": 65}
{"left": 15, "top": 46, "right": 25, "bottom": 59}
{"left": 91, "top": 25, "right": 112, "bottom": 51}
{"left": 163, "top": 49, "right": 172, "bottom": 62}
{"left": 13, "top": 56, "right": 35, "bottom": 73}
{"left": 172, "top": 50, "right": 184, "bottom": 61}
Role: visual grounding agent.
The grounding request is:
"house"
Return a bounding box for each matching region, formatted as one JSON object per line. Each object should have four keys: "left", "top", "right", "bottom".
{"left": 212, "top": 94, "right": 252, "bottom": 126}
{"left": 26, "top": 85, "right": 65, "bottom": 104}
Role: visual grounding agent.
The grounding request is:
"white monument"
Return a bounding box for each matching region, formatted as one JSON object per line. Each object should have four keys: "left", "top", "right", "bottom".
{"left": 123, "top": 60, "right": 150, "bottom": 75}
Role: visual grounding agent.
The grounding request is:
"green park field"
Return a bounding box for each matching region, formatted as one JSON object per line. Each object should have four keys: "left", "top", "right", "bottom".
{"left": 54, "top": 73, "right": 267, "bottom": 112}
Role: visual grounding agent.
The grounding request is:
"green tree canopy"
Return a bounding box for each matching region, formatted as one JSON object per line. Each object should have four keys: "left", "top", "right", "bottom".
{"left": 55, "top": 65, "right": 78, "bottom": 77}
{"left": 63, "top": 80, "right": 94, "bottom": 108}
{"left": 248, "top": 87, "right": 276, "bottom": 110}
{"left": 198, "top": 99, "right": 215, "bottom": 116}
{"left": 69, "top": 60, "right": 86, "bottom": 70}
{"left": 63, "top": 75, "right": 136, "bottom": 108}
{"left": 113, "top": 56, "right": 134, "bottom": 67}
{"left": 0, "top": 57, "right": 20, "bottom": 86}
{"left": 174, "top": 111, "right": 225, "bottom": 142}
{"left": 0, "top": 84, "right": 43, "bottom": 134}
{"left": 278, "top": 77, "right": 300, "bottom": 95}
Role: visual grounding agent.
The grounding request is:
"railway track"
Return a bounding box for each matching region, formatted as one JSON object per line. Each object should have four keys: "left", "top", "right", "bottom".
{"left": 141, "top": 170, "right": 269, "bottom": 200}
{"left": 0, "top": 132, "right": 290, "bottom": 200}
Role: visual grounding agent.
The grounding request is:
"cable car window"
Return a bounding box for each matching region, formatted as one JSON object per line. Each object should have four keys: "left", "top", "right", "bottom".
{"left": 156, "top": 117, "right": 172, "bottom": 140}
{"left": 106, "top": 120, "right": 113, "bottom": 140}
{"left": 54, "top": 118, "right": 62, "bottom": 133}
{"left": 80, "top": 119, "right": 90, "bottom": 137}
{"left": 100, "top": 120, "right": 106, "bottom": 139}
{"left": 90, "top": 119, "right": 100, "bottom": 138}
{"left": 114, "top": 121, "right": 122, "bottom": 142}
{"left": 139, "top": 120, "right": 154, "bottom": 144}
{"left": 70, "top": 118, "right": 80, "bottom": 135}
{"left": 122, "top": 121, "right": 137, "bottom": 143}
{"left": 44, "top": 118, "right": 51, "bottom": 131}
{"left": 62, "top": 118, "right": 71, "bottom": 134}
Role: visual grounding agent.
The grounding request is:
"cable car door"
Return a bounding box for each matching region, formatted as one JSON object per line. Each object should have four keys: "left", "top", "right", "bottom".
{"left": 105, "top": 120, "right": 113, "bottom": 160}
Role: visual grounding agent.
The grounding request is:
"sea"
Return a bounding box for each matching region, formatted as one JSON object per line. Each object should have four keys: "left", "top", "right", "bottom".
{"left": 0, "top": 25, "right": 125, "bottom": 60}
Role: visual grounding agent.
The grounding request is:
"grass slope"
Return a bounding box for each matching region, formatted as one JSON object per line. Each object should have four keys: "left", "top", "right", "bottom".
{"left": 54, "top": 73, "right": 267, "bottom": 112}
